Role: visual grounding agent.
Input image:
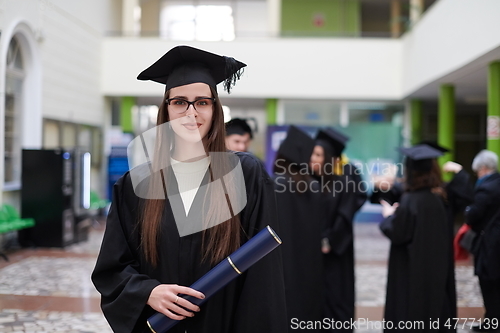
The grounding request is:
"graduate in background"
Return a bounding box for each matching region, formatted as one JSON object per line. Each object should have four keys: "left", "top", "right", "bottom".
{"left": 372, "top": 142, "right": 472, "bottom": 327}
{"left": 225, "top": 118, "right": 253, "bottom": 152}
{"left": 380, "top": 144, "right": 456, "bottom": 332}
{"left": 274, "top": 126, "right": 325, "bottom": 331}
{"left": 370, "top": 142, "right": 472, "bottom": 212}
{"left": 312, "top": 128, "right": 364, "bottom": 332}
{"left": 465, "top": 150, "right": 500, "bottom": 333}
{"left": 92, "top": 45, "right": 288, "bottom": 333}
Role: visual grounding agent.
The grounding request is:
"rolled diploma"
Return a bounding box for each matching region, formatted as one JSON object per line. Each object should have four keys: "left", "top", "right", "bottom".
{"left": 147, "top": 225, "right": 282, "bottom": 333}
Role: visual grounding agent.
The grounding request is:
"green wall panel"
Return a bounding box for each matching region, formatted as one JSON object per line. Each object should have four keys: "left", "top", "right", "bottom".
{"left": 281, "top": 0, "right": 360, "bottom": 37}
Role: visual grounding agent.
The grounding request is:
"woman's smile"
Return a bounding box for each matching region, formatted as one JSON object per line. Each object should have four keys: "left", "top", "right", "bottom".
{"left": 182, "top": 122, "right": 202, "bottom": 130}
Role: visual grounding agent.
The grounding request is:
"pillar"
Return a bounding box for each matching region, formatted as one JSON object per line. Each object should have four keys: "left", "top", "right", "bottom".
{"left": 266, "top": 99, "right": 278, "bottom": 125}
{"left": 122, "top": 0, "right": 140, "bottom": 36}
{"left": 268, "top": 0, "right": 281, "bottom": 37}
{"left": 409, "top": 0, "right": 424, "bottom": 28}
{"left": 121, "top": 96, "right": 135, "bottom": 133}
{"left": 438, "top": 85, "right": 455, "bottom": 181}
{"left": 391, "top": 0, "right": 402, "bottom": 38}
{"left": 140, "top": 0, "right": 161, "bottom": 36}
{"left": 410, "top": 99, "right": 422, "bottom": 145}
{"left": 487, "top": 62, "right": 500, "bottom": 167}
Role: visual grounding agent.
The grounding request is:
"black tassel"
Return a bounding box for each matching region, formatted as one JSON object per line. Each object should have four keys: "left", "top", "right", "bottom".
{"left": 223, "top": 56, "right": 244, "bottom": 94}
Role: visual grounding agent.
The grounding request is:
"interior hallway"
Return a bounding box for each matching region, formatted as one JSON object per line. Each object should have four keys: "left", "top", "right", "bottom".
{"left": 0, "top": 221, "right": 484, "bottom": 332}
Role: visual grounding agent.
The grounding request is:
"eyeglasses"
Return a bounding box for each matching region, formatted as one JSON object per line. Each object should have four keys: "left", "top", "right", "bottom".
{"left": 166, "top": 97, "right": 215, "bottom": 114}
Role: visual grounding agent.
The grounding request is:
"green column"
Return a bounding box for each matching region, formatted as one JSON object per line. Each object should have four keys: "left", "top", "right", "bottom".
{"left": 121, "top": 96, "right": 135, "bottom": 133}
{"left": 266, "top": 99, "right": 278, "bottom": 125}
{"left": 438, "top": 85, "right": 455, "bottom": 181}
{"left": 487, "top": 61, "right": 500, "bottom": 167}
{"left": 410, "top": 99, "right": 423, "bottom": 145}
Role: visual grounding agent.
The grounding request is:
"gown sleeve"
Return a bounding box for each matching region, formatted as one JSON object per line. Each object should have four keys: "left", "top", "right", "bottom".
{"left": 465, "top": 186, "right": 492, "bottom": 231}
{"left": 370, "top": 181, "right": 404, "bottom": 205}
{"left": 326, "top": 168, "right": 367, "bottom": 256}
{"left": 91, "top": 173, "right": 161, "bottom": 333}
{"left": 379, "top": 193, "right": 416, "bottom": 245}
{"left": 232, "top": 153, "right": 288, "bottom": 333}
{"left": 446, "top": 169, "right": 473, "bottom": 215}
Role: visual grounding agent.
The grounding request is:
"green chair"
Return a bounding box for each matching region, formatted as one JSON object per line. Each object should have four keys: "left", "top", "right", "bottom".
{"left": 0, "top": 204, "right": 35, "bottom": 261}
{"left": 2, "top": 204, "right": 35, "bottom": 230}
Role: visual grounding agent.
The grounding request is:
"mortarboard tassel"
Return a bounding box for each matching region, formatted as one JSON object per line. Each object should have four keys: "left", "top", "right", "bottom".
{"left": 223, "top": 56, "right": 245, "bottom": 94}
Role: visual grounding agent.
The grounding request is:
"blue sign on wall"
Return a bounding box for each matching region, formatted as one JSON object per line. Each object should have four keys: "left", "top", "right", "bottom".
{"left": 107, "top": 146, "right": 129, "bottom": 200}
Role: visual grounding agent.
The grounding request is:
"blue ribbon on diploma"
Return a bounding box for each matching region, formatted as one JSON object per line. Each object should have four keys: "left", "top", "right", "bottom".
{"left": 147, "top": 225, "right": 282, "bottom": 333}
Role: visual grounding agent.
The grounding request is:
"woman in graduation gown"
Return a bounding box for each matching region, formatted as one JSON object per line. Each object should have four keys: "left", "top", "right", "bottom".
{"left": 312, "top": 128, "right": 363, "bottom": 332}
{"left": 372, "top": 143, "right": 472, "bottom": 327}
{"left": 273, "top": 126, "right": 325, "bottom": 331}
{"left": 379, "top": 145, "right": 456, "bottom": 332}
{"left": 91, "top": 46, "right": 288, "bottom": 333}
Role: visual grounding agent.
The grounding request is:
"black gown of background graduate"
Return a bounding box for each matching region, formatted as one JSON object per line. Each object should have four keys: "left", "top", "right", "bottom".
{"left": 371, "top": 144, "right": 473, "bottom": 326}
{"left": 273, "top": 126, "right": 325, "bottom": 331}
{"left": 380, "top": 190, "right": 452, "bottom": 332}
{"left": 379, "top": 145, "right": 456, "bottom": 332}
{"left": 92, "top": 152, "right": 288, "bottom": 333}
{"left": 314, "top": 128, "right": 366, "bottom": 332}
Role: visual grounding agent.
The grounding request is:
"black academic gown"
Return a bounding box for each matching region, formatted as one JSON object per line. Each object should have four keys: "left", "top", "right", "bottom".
{"left": 92, "top": 152, "right": 288, "bottom": 333}
{"left": 372, "top": 170, "right": 472, "bottom": 326}
{"left": 370, "top": 181, "right": 404, "bottom": 205}
{"left": 465, "top": 172, "right": 500, "bottom": 280}
{"left": 274, "top": 174, "right": 325, "bottom": 331}
{"left": 322, "top": 165, "right": 366, "bottom": 332}
{"left": 380, "top": 189, "right": 454, "bottom": 332}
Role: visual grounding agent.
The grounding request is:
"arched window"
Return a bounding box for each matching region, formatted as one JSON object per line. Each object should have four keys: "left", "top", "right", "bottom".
{"left": 4, "top": 37, "right": 25, "bottom": 186}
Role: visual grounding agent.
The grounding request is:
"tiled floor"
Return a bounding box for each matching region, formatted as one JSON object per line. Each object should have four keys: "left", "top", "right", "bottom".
{"left": 0, "top": 221, "right": 486, "bottom": 332}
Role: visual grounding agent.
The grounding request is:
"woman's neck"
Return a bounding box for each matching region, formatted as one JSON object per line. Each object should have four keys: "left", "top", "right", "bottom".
{"left": 172, "top": 137, "right": 207, "bottom": 162}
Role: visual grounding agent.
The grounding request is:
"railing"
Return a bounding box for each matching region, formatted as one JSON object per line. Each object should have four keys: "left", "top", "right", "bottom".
{"left": 103, "top": 30, "right": 405, "bottom": 39}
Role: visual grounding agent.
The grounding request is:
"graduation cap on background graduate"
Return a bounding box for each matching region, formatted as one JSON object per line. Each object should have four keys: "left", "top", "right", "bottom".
{"left": 277, "top": 126, "right": 315, "bottom": 166}
{"left": 418, "top": 140, "right": 451, "bottom": 153}
{"left": 137, "top": 45, "right": 246, "bottom": 93}
{"left": 225, "top": 118, "right": 254, "bottom": 139}
{"left": 398, "top": 144, "right": 444, "bottom": 172}
{"left": 314, "top": 128, "right": 350, "bottom": 157}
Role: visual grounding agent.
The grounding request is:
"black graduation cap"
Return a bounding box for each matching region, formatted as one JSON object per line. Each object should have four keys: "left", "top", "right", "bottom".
{"left": 137, "top": 45, "right": 246, "bottom": 93}
{"left": 277, "top": 126, "right": 315, "bottom": 165}
{"left": 314, "top": 128, "right": 350, "bottom": 157}
{"left": 418, "top": 140, "right": 451, "bottom": 153}
{"left": 225, "top": 118, "right": 253, "bottom": 139}
{"left": 398, "top": 144, "right": 444, "bottom": 172}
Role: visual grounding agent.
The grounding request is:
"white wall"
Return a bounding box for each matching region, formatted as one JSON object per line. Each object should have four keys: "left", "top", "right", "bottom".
{"left": 100, "top": 38, "right": 404, "bottom": 100}
{"left": 401, "top": 0, "right": 500, "bottom": 97}
{"left": 0, "top": 0, "right": 113, "bottom": 199}
{"left": 38, "top": 0, "right": 105, "bottom": 126}
{"left": 0, "top": 0, "right": 110, "bottom": 127}
{"left": 234, "top": 1, "right": 268, "bottom": 38}
{"left": 101, "top": 0, "right": 500, "bottom": 102}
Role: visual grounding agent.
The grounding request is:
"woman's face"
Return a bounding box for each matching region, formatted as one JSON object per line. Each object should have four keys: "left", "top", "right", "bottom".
{"left": 310, "top": 145, "right": 325, "bottom": 174}
{"left": 167, "top": 82, "right": 214, "bottom": 143}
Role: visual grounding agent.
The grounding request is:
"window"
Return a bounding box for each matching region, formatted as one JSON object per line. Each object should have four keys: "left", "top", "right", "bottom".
{"left": 4, "top": 37, "right": 25, "bottom": 186}
{"left": 160, "top": 4, "right": 235, "bottom": 41}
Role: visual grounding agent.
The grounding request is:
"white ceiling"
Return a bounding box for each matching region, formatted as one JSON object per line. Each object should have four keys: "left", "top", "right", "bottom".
{"left": 406, "top": 44, "right": 500, "bottom": 103}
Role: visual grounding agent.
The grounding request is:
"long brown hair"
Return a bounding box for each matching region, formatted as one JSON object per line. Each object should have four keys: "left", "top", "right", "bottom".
{"left": 406, "top": 159, "right": 446, "bottom": 199}
{"left": 141, "top": 86, "right": 241, "bottom": 266}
